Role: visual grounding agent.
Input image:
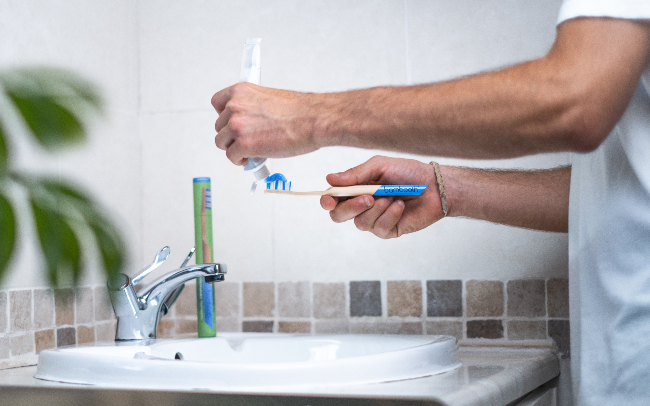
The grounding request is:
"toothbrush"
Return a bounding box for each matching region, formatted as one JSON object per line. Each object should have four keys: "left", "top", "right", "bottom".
{"left": 265, "top": 184, "right": 428, "bottom": 197}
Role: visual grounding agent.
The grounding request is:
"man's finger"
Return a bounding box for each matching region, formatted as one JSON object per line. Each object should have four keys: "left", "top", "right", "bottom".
{"left": 225, "top": 141, "right": 247, "bottom": 166}
{"left": 325, "top": 157, "right": 386, "bottom": 187}
{"left": 353, "top": 197, "right": 394, "bottom": 231}
{"left": 320, "top": 195, "right": 340, "bottom": 211}
{"left": 211, "top": 86, "right": 234, "bottom": 114}
{"left": 214, "top": 126, "right": 234, "bottom": 151}
{"left": 329, "top": 195, "right": 374, "bottom": 223}
{"left": 214, "top": 106, "right": 233, "bottom": 133}
{"left": 372, "top": 200, "right": 405, "bottom": 239}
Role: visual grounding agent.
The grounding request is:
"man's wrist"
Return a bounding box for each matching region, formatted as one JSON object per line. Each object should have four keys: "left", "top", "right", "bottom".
{"left": 438, "top": 165, "right": 463, "bottom": 218}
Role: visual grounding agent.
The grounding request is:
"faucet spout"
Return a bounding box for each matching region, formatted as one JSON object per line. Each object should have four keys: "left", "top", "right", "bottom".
{"left": 138, "top": 263, "right": 226, "bottom": 309}
{"left": 108, "top": 261, "right": 227, "bottom": 341}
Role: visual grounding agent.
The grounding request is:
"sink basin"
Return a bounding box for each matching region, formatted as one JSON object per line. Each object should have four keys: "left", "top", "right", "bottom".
{"left": 35, "top": 333, "right": 461, "bottom": 390}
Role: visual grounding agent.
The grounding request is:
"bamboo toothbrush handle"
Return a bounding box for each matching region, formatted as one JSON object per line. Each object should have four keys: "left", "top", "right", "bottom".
{"left": 265, "top": 185, "right": 380, "bottom": 197}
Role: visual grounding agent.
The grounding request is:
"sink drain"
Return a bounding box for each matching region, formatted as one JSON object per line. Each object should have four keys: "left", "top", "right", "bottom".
{"left": 174, "top": 352, "right": 184, "bottom": 360}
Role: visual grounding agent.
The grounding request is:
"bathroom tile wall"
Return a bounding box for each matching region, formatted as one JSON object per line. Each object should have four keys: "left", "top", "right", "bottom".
{"left": 159, "top": 277, "right": 570, "bottom": 356}
{"left": 0, "top": 286, "right": 116, "bottom": 369}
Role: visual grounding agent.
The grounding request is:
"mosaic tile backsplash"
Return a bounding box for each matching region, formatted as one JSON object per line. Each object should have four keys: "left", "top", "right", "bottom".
{"left": 0, "top": 278, "right": 569, "bottom": 369}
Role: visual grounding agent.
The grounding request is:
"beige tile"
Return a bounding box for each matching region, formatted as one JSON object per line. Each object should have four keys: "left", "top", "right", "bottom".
{"left": 278, "top": 282, "right": 310, "bottom": 318}
{"left": 507, "top": 280, "right": 546, "bottom": 317}
{"left": 350, "top": 321, "right": 384, "bottom": 334}
{"left": 390, "top": 322, "right": 423, "bottom": 335}
{"left": 95, "top": 321, "right": 116, "bottom": 342}
{"left": 387, "top": 281, "right": 422, "bottom": 317}
{"left": 0, "top": 337, "right": 9, "bottom": 359}
{"left": 278, "top": 321, "right": 311, "bottom": 334}
{"left": 94, "top": 286, "right": 114, "bottom": 321}
{"left": 176, "top": 319, "right": 198, "bottom": 335}
{"left": 75, "top": 287, "right": 94, "bottom": 324}
{"left": 466, "top": 280, "right": 504, "bottom": 317}
{"left": 507, "top": 320, "right": 546, "bottom": 340}
{"left": 55, "top": 289, "right": 75, "bottom": 326}
{"left": 314, "top": 320, "right": 350, "bottom": 334}
{"left": 216, "top": 317, "right": 240, "bottom": 332}
{"left": 10, "top": 333, "right": 34, "bottom": 356}
{"left": 10, "top": 290, "right": 32, "bottom": 332}
{"left": 243, "top": 282, "right": 274, "bottom": 317}
{"left": 174, "top": 282, "right": 197, "bottom": 316}
{"left": 33, "top": 289, "right": 54, "bottom": 329}
{"left": 425, "top": 321, "right": 463, "bottom": 341}
{"left": 215, "top": 282, "right": 239, "bottom": 318}
{"left": 313, "top": 283, "right": 346, "bottom": 319}
{"left": 77, "top": 326, "right": 95, "bottom": 344}
{"left": 35, "top": 330, "right": 56, "bottom": 354}
{"left": 351, "top": 321, "right": 423, "bottom": 335}
{"left": 0, "top": 292, "right": 6, "bottom": 334}
{"left": 156, "top": 318, "right": 174, "bottom": 338}
{"left": 547, "top": 278, "right": 569, "bottom": 318}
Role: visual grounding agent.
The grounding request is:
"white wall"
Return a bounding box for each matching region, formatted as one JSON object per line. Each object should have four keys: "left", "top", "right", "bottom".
{"left": 0, "top": 0, "right": 568, "bottom": 288}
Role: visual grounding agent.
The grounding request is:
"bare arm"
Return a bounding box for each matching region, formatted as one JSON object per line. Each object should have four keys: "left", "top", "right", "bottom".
{"left": 313, "top": 18, "right": 650, "bottom": 159}
{"left": 442, "top": 165, "right": 570, "bottom": 232}
{"left": 320, "top": 157, "right": 570, "bottom": 239}
{"left": 213, "top": 18, "right": 650, "bottom": 164}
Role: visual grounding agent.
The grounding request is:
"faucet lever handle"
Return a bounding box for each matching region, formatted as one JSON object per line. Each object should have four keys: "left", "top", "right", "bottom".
{"left": 132, "top": 246, "right": 171, "bottom": 286}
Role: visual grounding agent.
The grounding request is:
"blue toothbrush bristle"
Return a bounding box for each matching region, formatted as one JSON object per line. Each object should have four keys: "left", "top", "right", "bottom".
{"left": 265, "top": 173, "right": 291, "bottom": 192}
{"left": 205, "top": 188, "right": 212, "bottom": 209}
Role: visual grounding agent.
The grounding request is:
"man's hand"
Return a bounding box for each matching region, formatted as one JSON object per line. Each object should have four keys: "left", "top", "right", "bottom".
{"left": 212, "top": 83, "right": 320, "bottom": 165}
{"left": 320, "top": 156, "right": 444, "bottom": 239}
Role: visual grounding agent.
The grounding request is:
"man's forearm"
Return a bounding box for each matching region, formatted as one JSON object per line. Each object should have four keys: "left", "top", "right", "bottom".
{"left": 442, "top": 165, "right": 571, "bottom": 232}
{"left": 310, "top": 19, "right": 650, "bottom": 160}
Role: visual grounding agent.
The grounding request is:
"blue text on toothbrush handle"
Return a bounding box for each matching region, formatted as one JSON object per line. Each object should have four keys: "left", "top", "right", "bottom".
{"left": 373, "top": 185, "right": 428, "bottom": 196}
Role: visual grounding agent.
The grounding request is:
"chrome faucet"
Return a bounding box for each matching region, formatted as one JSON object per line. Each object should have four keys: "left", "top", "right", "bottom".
{"left": 107, "top": 246, "right": 227, "bottom": 341}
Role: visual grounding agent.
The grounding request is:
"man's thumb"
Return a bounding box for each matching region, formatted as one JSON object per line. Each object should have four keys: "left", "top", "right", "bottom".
{"left": 326, "top": 159, "right": 382, "bottom": 186}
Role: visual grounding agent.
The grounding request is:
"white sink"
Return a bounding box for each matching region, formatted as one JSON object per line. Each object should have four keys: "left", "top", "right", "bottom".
{"left": 35, "top": 333, "right": 461, "bottom": 390}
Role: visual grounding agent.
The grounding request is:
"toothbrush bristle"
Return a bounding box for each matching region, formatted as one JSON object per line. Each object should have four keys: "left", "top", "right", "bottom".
{"left": 288, "top": 181, "right": 291, "bottom": 191}
{"left": 205, "top": 188, "right": 212, "bottom": 209}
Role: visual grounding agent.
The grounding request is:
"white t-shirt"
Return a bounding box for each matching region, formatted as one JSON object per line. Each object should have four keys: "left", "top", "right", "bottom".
{"left": 559, "top": 2, "right": 650, "bottom": 405}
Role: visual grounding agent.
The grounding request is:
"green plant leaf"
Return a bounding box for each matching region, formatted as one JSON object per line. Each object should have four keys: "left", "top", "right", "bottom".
{"left": 40, "top": 178, "right": 125, "bottom": 278}
{"left": 9, "top": 93, "right": 84, "bottom": 149}
{"left": 18, "top": 67, "right": 103, "bottom": 112}
{"left": 0, "top": 67, "right": 103, "bottom": 151}
{"left": 40, "top": 178, "right": 94, "bottom": 209}
{"left": 30, "top": 195, "right": 82, "bottom": 287}
{"left": 89, "top": 219, "right": 124, "bottom": 280}
{"left": 13, "top": 175, "right": 125, "bottom": 284}
{"left": 0, "top": 191, "right": 16, "bottom": 282}
{"left": 0, "top": 120, "right": 8, "bottom": 172}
